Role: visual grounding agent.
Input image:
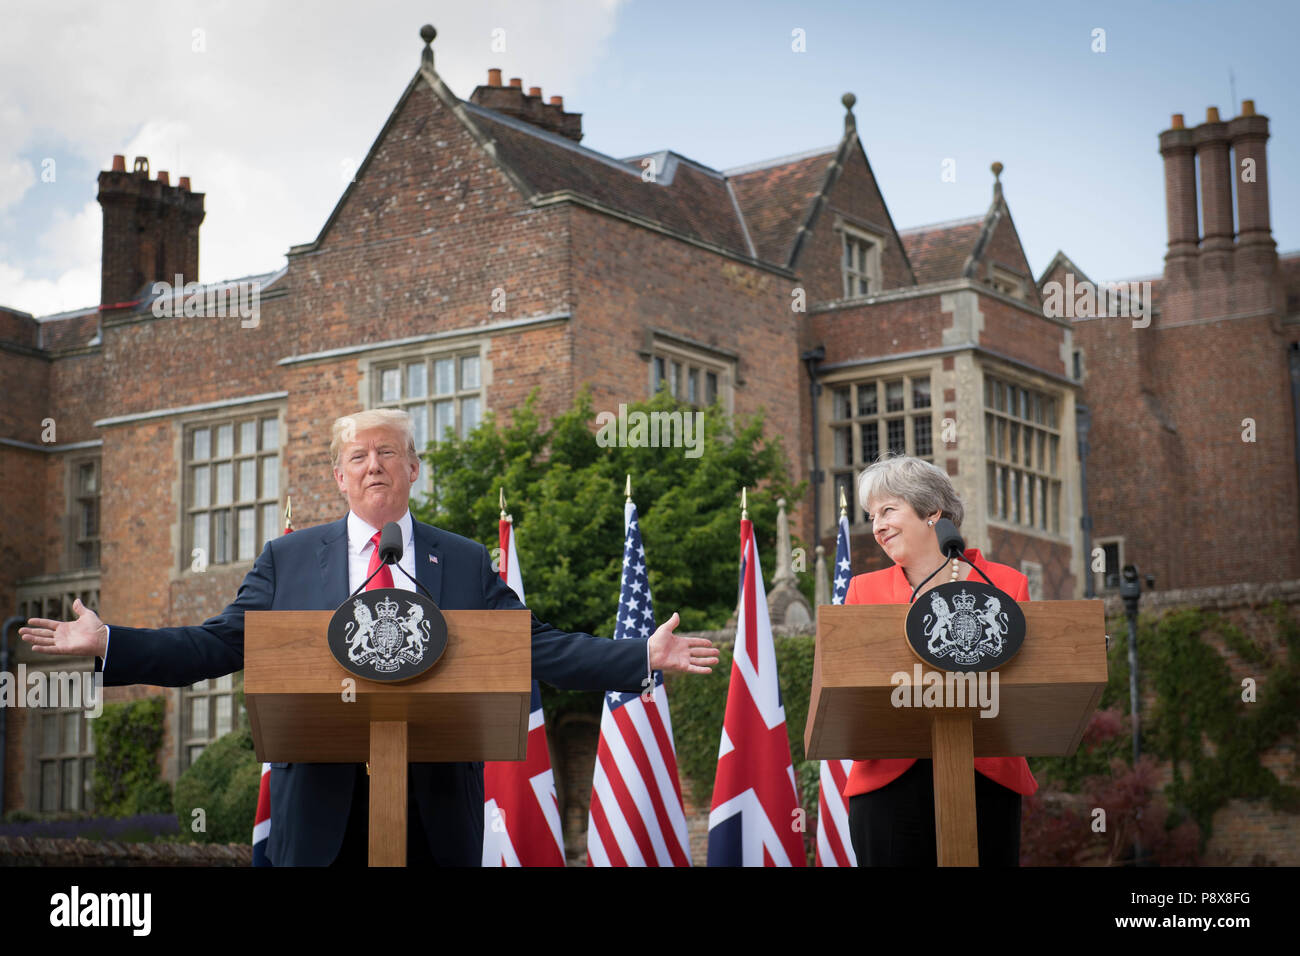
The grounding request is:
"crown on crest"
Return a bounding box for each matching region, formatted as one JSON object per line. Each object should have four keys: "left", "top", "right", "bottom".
{"left": 953, "top": 590, "right": 976, "bottom": 611}
{"left": 375, "top": 595, "right": 399, "bottom": 618}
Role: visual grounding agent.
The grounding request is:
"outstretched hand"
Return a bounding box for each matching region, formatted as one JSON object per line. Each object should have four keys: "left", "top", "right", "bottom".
{"left": 647, "top": 612, "right": 719, "bottom": 675}
{"left": 19, "top": 598, "right": 109, "bottom": 659}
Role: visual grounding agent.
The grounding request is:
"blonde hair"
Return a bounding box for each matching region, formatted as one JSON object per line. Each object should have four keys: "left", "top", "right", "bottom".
{"left": 856, "top": 451, "right": 964, "bottom": 528}
{"left": 330, "top": 409, "right": 418, "bottom": 466}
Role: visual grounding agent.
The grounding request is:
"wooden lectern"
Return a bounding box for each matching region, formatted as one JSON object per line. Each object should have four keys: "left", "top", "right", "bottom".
{"left": 805, "top": 601, "right": 1107, "bottom": 866}
{"left": 243, "top": 609, "right": 533, "bottom": 866}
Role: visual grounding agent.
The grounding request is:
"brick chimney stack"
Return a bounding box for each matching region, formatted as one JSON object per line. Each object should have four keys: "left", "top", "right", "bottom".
{"left": 1159, "top": 113, "right": 1199, "bottom": 285}
{"left": 1193, "top": 106, "right": 1235, "bottom": 278}
{"left": 1228, "top": 99, "right": 1276, "bottom": 277}
{"left": 96, "top": 154, "right": 205, "bottom": 308}
{"left": 468, "top": 68, "right": 583, "bottom": 142}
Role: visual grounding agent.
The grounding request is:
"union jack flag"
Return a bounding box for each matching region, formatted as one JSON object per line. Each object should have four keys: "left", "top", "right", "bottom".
{"left": 816, "top": 510, "right": 857, "bottom": 866}
{"left": 587, "top": 499, "right": 691, "bottom": 866}
{"left": 707, "top": 512, "right": 806, "bottom": 866}
{"left": 482, "top": 516, "right": 566, "bottom": 866}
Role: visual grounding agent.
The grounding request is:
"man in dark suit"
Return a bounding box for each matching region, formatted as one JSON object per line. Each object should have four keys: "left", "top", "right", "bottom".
{"left": 21, "top": 409, "right": 718, "bottom": 866}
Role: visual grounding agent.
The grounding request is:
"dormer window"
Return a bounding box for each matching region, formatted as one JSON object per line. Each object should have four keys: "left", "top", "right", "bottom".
{"left": 842, "top": 226, "right": 883, "bottom": 298}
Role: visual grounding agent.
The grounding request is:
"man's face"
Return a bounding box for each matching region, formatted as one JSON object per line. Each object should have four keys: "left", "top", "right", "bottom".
{"left": 332, "top": 426, "right": 418, "bottom": 527}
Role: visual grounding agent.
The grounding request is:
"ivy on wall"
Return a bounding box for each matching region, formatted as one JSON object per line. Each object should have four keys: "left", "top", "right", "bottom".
{"left": 1032, "top": 601, "right": 1300, "bottom": 844}
{"left": 90, "top": 696, "right": 172, "bottom": 816}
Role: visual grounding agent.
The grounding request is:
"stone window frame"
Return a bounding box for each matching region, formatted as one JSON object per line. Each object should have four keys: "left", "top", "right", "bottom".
{"left": 983, "top": 371, "right": 1064, "bottom": 537}
{"left": 642, "top": 332, "right": 737, "bottom": 415}
{"left": 825, "top": 365, "right": 937, "bottom": 532}
{"left": 1094, "top": 536, "right": 1124, "bottom": 593}
{"left": 840, "top": 222, "right": 884, "bottom": 299}
{"left": 989, "top": 264, "right": 1027, "bottom": 300}
{"left": 180, "top": 674, "right": 239, "bottom": 770}
{"left": 181, "top": 404, "right": 284, "bottom": 573}
{"left": 15, "top": 576, "right": 100, "bottom": 815}
{"left": 66, "top": 454, "right": 101, "bottom": 571}
{"left": 370, "top": 341, "right": 488, "bottom": 503}
{"left": 1020, "top": 559, "right": 1045, "bottom": 601}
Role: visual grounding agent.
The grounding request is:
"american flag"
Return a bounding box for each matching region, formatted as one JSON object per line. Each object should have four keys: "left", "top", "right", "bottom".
{"left": 816, "top": 509, "right": 857, "bottom": 867}
{"left": 707, "top": 511, "right": 806, "bottom": 866}
{"left": 482, "top": 515, "right": 567, "bottom": 866}
{"left": 586, "top": 499, "right": 691, "bottom": 866}
{"left": 251, "top": 498, "right": 293, "bottom": 866}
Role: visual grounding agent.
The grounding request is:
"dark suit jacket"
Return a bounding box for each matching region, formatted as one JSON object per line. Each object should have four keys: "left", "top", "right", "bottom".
{"left": 101, "top": 515, "right": 649, "bottom": 865}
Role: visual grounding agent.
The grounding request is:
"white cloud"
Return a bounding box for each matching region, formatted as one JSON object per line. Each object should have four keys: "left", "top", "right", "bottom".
{"left": 0, "top": 0, "right": 624, "bottom": 315}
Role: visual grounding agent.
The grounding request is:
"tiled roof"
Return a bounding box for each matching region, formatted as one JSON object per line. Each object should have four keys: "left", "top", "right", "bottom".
{"left": 899, "top": 216, "right": 984, "bottom": 285}
{"left": 465, "top": 104, "right": 755, "bottom": 260}
{"left": 726, "top": 149, "right": 837, "bottom": 267}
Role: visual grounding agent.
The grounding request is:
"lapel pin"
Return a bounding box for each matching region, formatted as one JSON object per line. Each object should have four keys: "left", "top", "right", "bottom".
{"left": 429, "top": 555, "right": 438, "bottom": 564}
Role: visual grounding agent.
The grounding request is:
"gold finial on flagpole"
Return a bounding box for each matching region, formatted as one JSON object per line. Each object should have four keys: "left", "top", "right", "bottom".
{"left": 625, "top": 473, "right": 632, "bottom": 502}
{"left": 741, "top": 486, "right": 748, "bottom": 520}
{"left": 499, "top": 487, "right": 508, "bottom": 521}
{"left": 284, "top": 495, "right": 293, "bottom": 532}
{"left": 839, "top": 486, "right": 848, "bottom": 519}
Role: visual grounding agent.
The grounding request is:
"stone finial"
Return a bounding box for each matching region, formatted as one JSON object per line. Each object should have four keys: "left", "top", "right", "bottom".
{"left": 420, "top": 24, "right": 436, "bottom": 67}
{"left": 766, "top": 497, "right": 812, "bottom": 627}
{"left": 814, "top": 544, "right": 830, "bottom": 608}
{"left": 991, "top": 161, "right": 1003, "bottom": 201}
{"left": 842, "top": 92, "right": 856, "bottom": 134}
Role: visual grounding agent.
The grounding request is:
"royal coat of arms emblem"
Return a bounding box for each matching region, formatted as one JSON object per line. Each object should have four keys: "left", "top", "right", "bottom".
{"left": 903, "top": 581, "right": 1026, "bottom": 672}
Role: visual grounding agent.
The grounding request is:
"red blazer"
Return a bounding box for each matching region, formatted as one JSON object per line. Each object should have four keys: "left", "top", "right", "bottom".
{"left": 841, "top": 548, "right": 1039, "bottom": 798}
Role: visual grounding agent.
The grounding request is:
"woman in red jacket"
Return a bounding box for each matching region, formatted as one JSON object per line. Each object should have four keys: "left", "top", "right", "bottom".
{"left": 844, "top": 453, "right": 1037, "bottom": 866}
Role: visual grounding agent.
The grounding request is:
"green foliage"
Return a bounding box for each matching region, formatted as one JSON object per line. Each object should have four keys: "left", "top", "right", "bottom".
{"left": 90, "top": 696, "right": 172, "bottom": 816}
{"left": 412, "top": 387, "right": 807, "bottom": 717}
{"left": 666, "top": 634, "right": 816, "bottom": 811}
{"left": 173, "top": 727, "right": 262, "bottom": 844}
{"left": 1031, "top": 601, "right": 1300, "bottom": 843}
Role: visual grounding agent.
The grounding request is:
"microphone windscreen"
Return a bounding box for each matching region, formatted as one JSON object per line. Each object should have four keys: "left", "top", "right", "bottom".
{"left": 378, "top": 521, "right": 404, "bottom": 565}
{"left": 933, "top": 518, "right": 965, "bottom": 557}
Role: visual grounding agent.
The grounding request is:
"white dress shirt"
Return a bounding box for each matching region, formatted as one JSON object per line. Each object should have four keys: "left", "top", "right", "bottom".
{"left": 347, "top": 509, "right": 416, "bottom": 594}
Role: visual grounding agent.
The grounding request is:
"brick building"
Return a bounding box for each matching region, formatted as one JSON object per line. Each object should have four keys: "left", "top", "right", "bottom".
{"left": 1, "top": 30, "right": 1295, "bottom": 847}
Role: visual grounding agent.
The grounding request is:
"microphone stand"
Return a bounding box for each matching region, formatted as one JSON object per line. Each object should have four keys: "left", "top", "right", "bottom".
{"left": 348, "top": 559, "right": 439, "bottom": 603}
{"left": 909, "top": 549, "right": 997, "bottom": 603}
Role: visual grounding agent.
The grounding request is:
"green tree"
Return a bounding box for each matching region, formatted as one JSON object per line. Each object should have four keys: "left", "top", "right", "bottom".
{"left": 412, "top": 388, "right": 809, "bottom": 714}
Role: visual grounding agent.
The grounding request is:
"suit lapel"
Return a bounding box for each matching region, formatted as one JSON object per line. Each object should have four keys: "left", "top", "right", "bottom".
{"left": 413, "top": 520, "right": 443, "bottom": 606}
{"left": 318, "top": 517, "right": 350, "bottom": 607}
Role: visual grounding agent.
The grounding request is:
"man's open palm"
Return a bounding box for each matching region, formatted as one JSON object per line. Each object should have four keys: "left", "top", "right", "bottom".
{"left": 20, "top": 598, "right": 108, "bottom": 659}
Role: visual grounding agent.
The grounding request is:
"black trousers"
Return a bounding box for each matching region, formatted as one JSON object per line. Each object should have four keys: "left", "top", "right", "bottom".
{"left": 847, "top": 759, "right": 1022, "bottom": 866}
{"left": 331, "top": 764, "right": 439, "bottom": 867}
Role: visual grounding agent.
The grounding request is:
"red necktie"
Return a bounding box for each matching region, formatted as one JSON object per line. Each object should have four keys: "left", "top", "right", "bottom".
{"left": 366, "top": 531, "right": 394, "bottom": 590}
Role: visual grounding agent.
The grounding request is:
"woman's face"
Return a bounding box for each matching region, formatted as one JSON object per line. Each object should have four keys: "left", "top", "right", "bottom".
{"left": 867, "top": 494, "right": 941, "bottom": 569}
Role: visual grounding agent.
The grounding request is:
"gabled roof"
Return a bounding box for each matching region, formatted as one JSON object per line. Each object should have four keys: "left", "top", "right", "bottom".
{"left": 899, "top": 215, "right": 985, "bottom": 285}
{"left": 464, "top": 104, "right": 755, "bottom": 259}
{"left": 725, "top": 147, "right": 839, "bottom": 266}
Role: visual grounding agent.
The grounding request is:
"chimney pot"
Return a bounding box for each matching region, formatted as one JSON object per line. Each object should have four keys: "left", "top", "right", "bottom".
{"left": 111, "top": 154, "right": 126, "bottom": 172}
{"left": 1241, "top": 98, "right": 1256, "bottom": 117}
{"left": 528, "top": 86, "right": 541, "bottom": 98}
{"left": 133, "top": 156, "right": 149, "bottom": 176}
{"left": 509, "top": 77, "right": 522, "bottom": 88}
{"left": 178, "top": 176, "right": 191, "bottom": 191}
{"left": 1170, "top": 113, "right": 1185, "bottom": 130}
{"left": 488, "top": 68, "right": 502, "bottom": 86}
{"left": 1206, "top": 106, "right": 1220, "bottom": 123}
{"left": 157, "top": 170, "right": 169, "bottom": 186}
{"left": 549, "top": 95, "right": 563, "bottom": 107}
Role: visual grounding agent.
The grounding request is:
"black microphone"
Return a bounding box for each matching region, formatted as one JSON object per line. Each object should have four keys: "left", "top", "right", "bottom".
{"left": 378, "top": 521, "right": 403, "bottom": 565}
{"left": 908, "top": 516, "right": 995, "bottom": 601}
{"left": 934, "top": 518, "right": 965, "bottom": 558}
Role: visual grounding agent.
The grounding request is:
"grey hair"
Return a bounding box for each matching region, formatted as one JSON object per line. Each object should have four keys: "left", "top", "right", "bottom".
{"left": 330, "top": 409, "right": 418, "bottom": 467}
{"left": 856, "top": 452, "right": 964, "bottom": 528}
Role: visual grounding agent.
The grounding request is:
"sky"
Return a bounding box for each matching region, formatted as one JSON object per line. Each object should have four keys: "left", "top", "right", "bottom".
{"left": 2, "top": 0, "right": 1296, "bottom": 317}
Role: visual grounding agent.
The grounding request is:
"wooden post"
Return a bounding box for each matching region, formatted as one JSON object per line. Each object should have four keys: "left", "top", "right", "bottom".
{"left": 369, "top": 721, "right": 408, "bottom": 867}
{"left": 930, "top": 712, "right": 978, "bottom": 866}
